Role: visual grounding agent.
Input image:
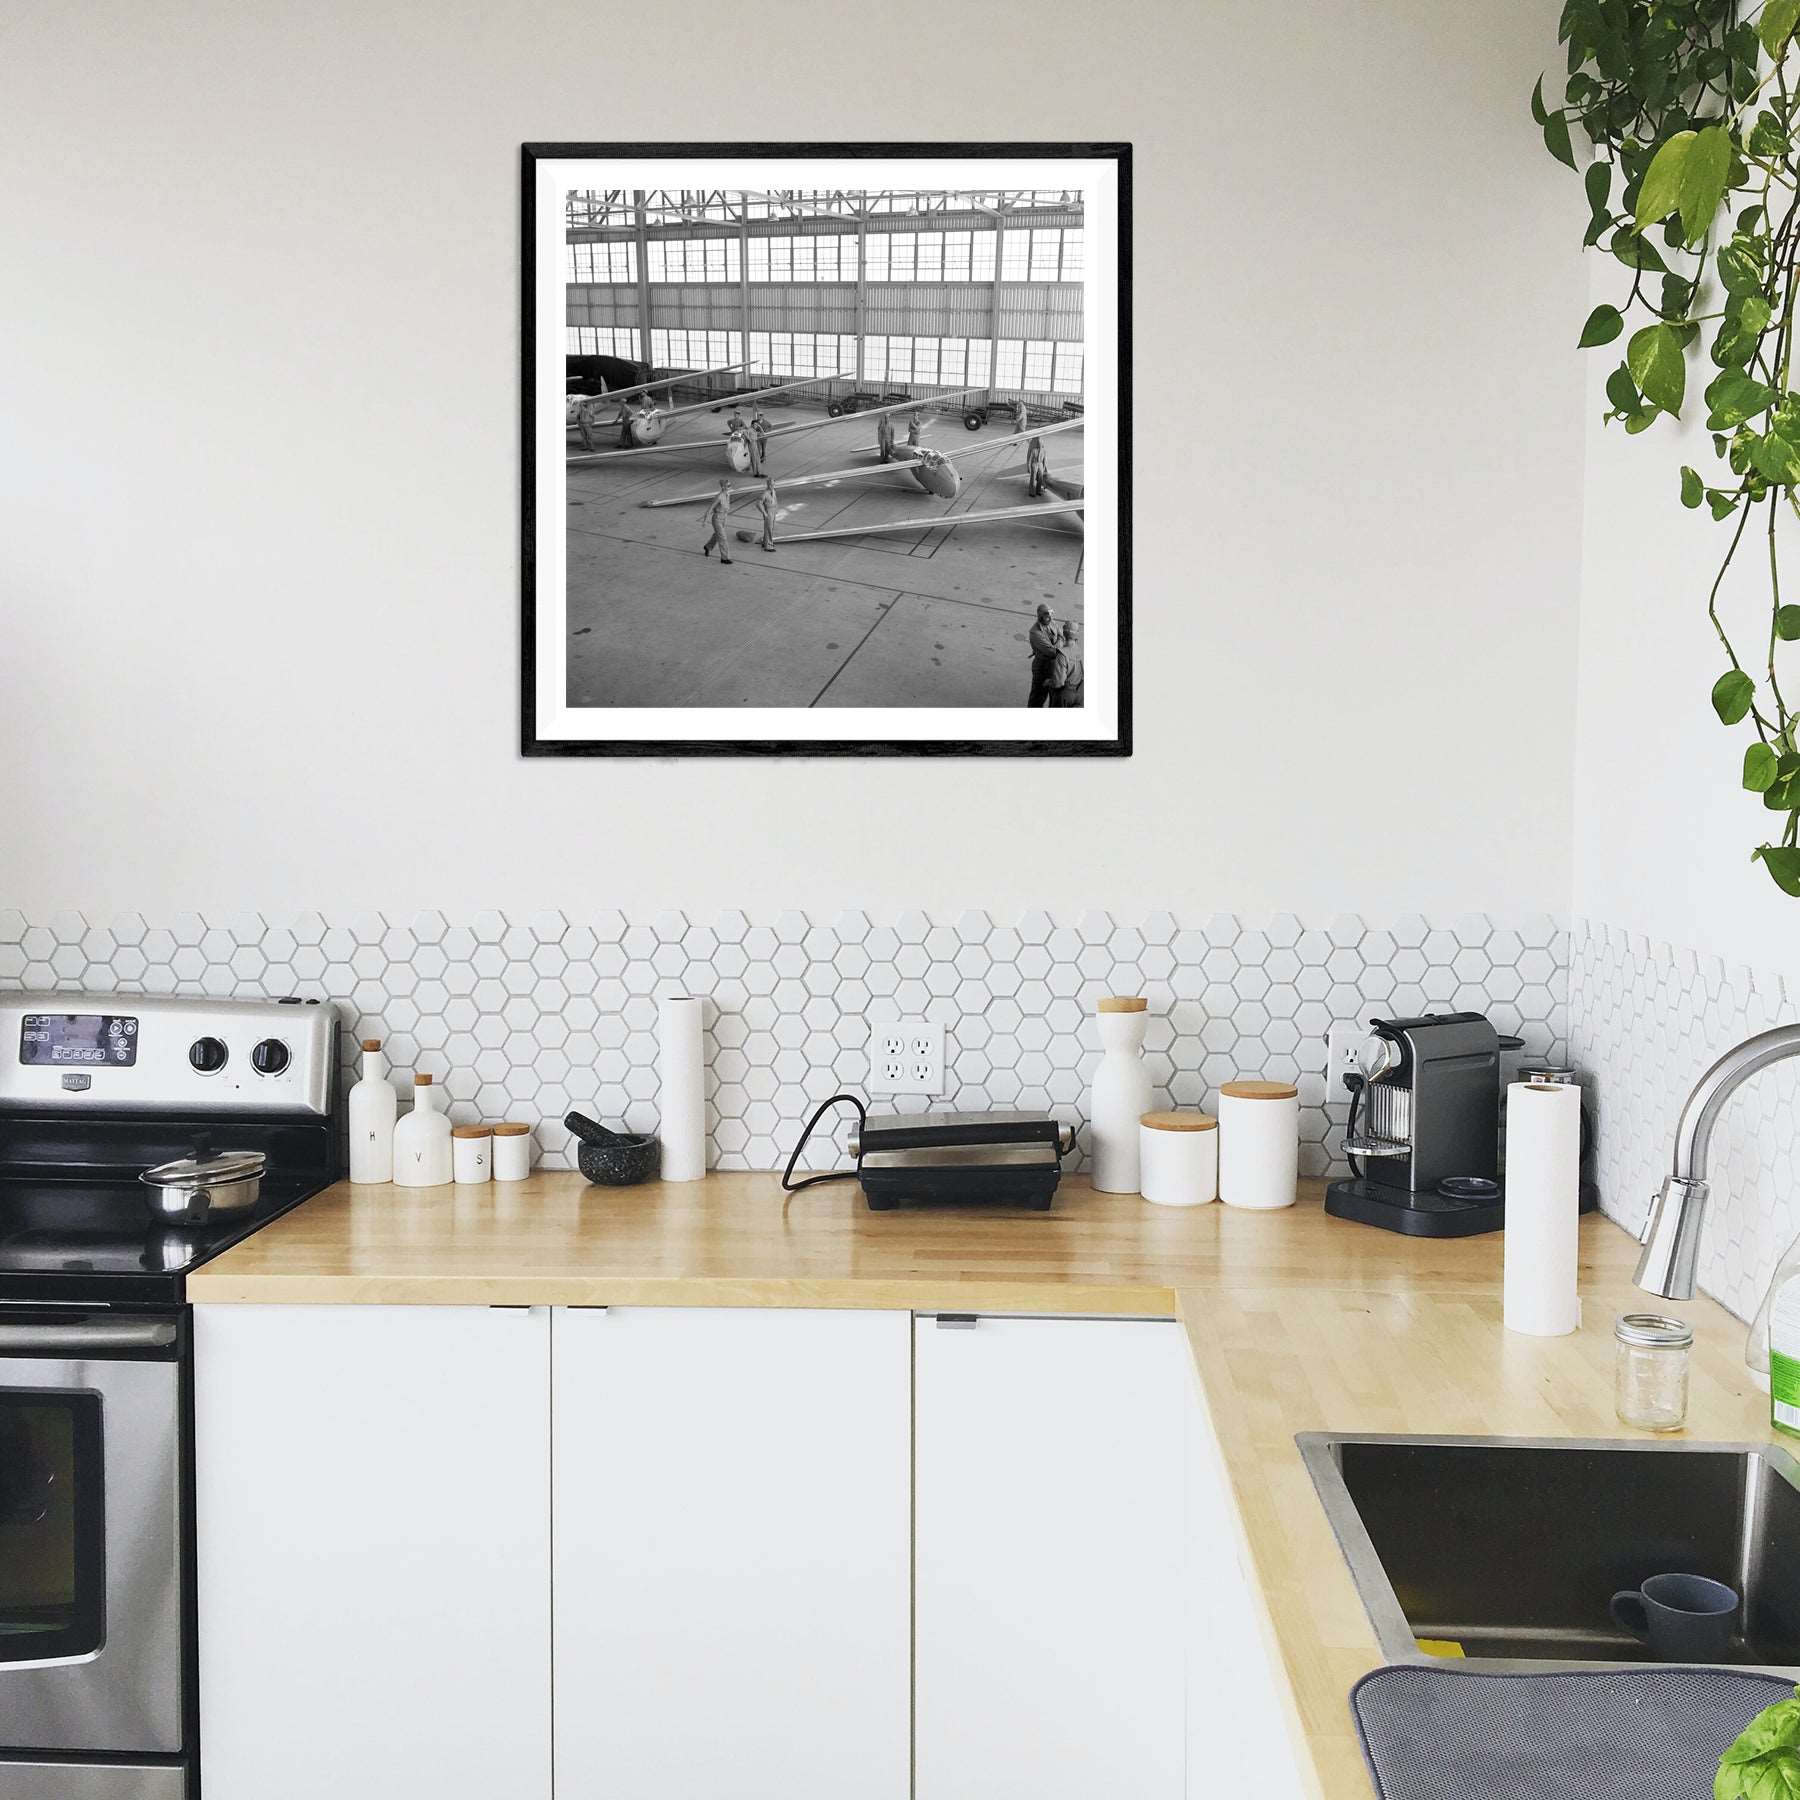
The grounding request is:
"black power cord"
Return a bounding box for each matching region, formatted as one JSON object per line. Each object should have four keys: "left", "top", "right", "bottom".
{"left": 781, "top": 1092, "right": 868, "bottom": 1195}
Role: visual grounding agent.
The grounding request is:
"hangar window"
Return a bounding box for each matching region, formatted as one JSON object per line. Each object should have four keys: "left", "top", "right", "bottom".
{"left": 972, "top": 231, "right": 997, "bottom": 282}
{"left": 943, "top": 232, "right": 971, "bottom": 281}
{"left": 994, "top": 340, "right": 1024, "bottom": 389}
{"left": 888, "top": 236, "right": 916, "bottom": 282}
{"left": 1024, "top": 340, "right": 1055, "bottom": 388}
{"left": 565, "top": 241, "right": 638, "bottom": 284}
{"left": 914, "top": 338, "right": 940, "bottom": 385}
{"left": 792, "top": 237, "right": 815, "bottom": 282}
{"left": 999, "top": 231, "right": 1030, "bottom": 281}
{"left": 864, "top": 336, "right": 887, "bottom": 382}
{"left": 749, "top": 331, "right": 771, "bottom": 371}
{"left": 967, "top": 339, "right": 992, "bottom": 386}
{"left": 939, "top": 338, "right": 967, "bottom": 385}
{"left": 887, "top": 338, "right": 913, "bottom": 383}
{"left": 1054, "top": 343, "right": 1084, "bottom": 395}
{"left": 1029, "top": 232, "right": 1061, "bottom": 282}
{"left": 915, "top": 233, "right": 944, "bottom": 282}
{"left": 1059, "top": 228, "right": 1084, "bottom": 279}
{"left": 864, "top": 234, "right": 889, "bottom": 281}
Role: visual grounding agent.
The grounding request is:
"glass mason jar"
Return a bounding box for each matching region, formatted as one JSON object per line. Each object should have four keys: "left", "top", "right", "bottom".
{"left": 1615, "top": 1313, "right": 1694, "bottom": 1432}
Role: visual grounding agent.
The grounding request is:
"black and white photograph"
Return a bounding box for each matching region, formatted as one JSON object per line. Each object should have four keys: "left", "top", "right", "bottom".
{"left": 523, "top": 145, "right": 1129, "bottom": 755}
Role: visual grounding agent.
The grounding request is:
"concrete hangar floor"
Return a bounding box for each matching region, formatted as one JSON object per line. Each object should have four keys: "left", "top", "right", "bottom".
{"left": 564, "top": 400, "right": 1085, "bottom": 710}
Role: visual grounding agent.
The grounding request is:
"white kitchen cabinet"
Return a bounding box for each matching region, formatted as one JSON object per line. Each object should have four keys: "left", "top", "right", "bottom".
{"left": 914, "top": 1314, "right": 1189, "bottom": 1799}
{"left": 551, "top": 1305, "right": 911, "bottom": 1799}
{"left": 194, "top": 1304, "right": 552, "bottom": 1800}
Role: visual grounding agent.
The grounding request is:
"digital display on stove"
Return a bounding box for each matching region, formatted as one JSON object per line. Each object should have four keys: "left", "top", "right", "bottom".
{"left": 19, "top": 1013, "right": 139, "bottom": 1068}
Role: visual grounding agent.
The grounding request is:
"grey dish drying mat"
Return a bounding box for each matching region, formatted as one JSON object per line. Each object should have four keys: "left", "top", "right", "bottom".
{"left": 1351, "top": 1664, "right": 1796, "bottom": 1800}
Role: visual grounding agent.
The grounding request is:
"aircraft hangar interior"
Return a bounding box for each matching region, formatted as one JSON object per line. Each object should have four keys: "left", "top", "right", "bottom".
{"left": 562, "top": 187, "right": 1088, "bottom": 711}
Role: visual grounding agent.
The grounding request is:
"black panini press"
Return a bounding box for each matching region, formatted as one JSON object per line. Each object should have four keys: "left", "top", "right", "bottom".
{"left": 850, "top": 1110, "right": 1073, "bottom": 1211}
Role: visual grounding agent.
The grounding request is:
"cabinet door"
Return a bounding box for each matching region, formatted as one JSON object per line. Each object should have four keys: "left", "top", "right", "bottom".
{"left": 915, "top": 1314, "right": 1186, "bottom": 1800}
{"left": 553, "top": 1306, "right": 910, "bottom": 1799}
{"left": 195, "top": 1304, "right": 551, "bottom": 1800}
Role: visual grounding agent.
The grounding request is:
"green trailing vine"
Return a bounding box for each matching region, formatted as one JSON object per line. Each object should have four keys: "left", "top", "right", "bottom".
{"left": 1540, "top": 0, "right": 1800, "bottom": 893}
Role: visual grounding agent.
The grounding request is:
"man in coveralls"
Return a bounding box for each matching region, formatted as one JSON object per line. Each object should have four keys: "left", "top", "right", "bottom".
{"left": 701, "top": 479, "right": 734, "bottom": 565}
{"left": 1025, "top": 435, "right": 1048, "bottom": 497}
{"left": 750, "top": 408, "right": 772, "bottom": 466}
{"left": 905, "top": 414, "right": 923, "bottom": 453}
{"left": 1014, "top": 395, "right": 1031, "bottom": 433}
{"left": 876, "top": 409, "right": 896, "bottom": 463}
{"left": 757, "top": 477, "right": 779, "bottom": 552}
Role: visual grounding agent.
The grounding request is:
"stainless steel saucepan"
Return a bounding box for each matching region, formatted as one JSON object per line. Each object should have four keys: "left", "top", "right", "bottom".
{"left": 139, "top": 1150, "right": 266, "bottom": 1223}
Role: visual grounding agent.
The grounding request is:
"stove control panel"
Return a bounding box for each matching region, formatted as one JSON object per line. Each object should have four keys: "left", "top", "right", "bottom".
{"left": 0, "top": 993, "right": 337, "bottom": 1116}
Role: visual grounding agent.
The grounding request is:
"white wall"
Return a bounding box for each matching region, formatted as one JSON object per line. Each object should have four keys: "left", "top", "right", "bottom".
{"left": 1572, "top": 281, "right": 1800, "bottom": 982}
{"left": 0, "top": 0, "right": 1586, "bottom": 920}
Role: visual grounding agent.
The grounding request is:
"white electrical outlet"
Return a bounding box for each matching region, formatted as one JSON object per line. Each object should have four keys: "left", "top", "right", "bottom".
{"left": 866, "top": 1020, "right": 945, "bottom": 1095}
{"left": 1325, "top": 1021, "right": 1368, "bottom": 1095}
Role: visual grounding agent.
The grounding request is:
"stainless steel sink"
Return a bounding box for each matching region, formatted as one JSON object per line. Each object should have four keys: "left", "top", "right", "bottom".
{"left": 1299, "top": 1433, "right": 1800, "bottom": 1671}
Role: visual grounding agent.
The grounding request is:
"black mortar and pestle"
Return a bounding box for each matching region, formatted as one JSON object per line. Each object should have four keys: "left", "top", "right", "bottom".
{"left": 564, "top": 1111, "right": 660, "bottom": 1186}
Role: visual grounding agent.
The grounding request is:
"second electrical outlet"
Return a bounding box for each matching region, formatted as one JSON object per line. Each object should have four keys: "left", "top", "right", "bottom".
{"left": 866, "top": 1021, "right": 946, "bottom": 1096}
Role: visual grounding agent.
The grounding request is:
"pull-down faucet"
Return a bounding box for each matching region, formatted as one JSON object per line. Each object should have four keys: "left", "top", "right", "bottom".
{"left": 1635, "top": 1024, "right": 1800, "bottom": 1299}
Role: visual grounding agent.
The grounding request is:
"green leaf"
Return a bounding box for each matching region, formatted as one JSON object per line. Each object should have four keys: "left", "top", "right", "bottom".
{"left": 1757, "top": 847, "right": 1800, "bottom": 897}
{"left": 1714, "top": 668, "right": 1757, "bottom": 724}
{"left": 1585, "top": 160, "right": 1610, "bottom": 217}
{"left": 1531, "top": 74, "right": 1550, "bottom": 125}
{"left": 1606, "top": 365, "right": 1641, "bottom": 414}
{"left": 1679, "top": 125, "right": 1732, "bottom": 245}
{"left": 1747, "top": 1745, "right": 1800, "bottom": 1798}
{"left": 1742, "top": 295, "right": 1775, "bottom": 334}
{"left": 1747, "top": 743, "right": 1781, "bottom": 791}
{"left": 1778, "top": 605, "right": 1800, "bottom": 640}
{"left": 1710, "top": 489, "right": 1743, "bottom": 520}
{"left": 1636, "top": 130, "right": 1695, "bottom": 231}
{"left": 1580, "top": 303, "right": 1624, "bottom": 347}
{"left": 1751, "top": 427, "right": 1800, "bottom": 485}
{"left": 1628, "top": 323, "right": 1686, "bottom": 415}
{"left": 1706, "top": 369, "right": 1779, "bottom": 430}
{"left": 1544, "top": 110, "right": 1577, "bottom": 171}
{"left": 1750, "top": 111, "right": 1792, "bottom": 159}
{"left": 1613, "top": 228, "right": 1669, "bottom": 273}
{"left": 1762, "top": 0, "right": 1800, "bottom": 60}
{"left": 1719, "top": 235, "right": 1767, "bottom": 294}
{"left": 1682, "top": 466, "right": 1705, "bottom": 507}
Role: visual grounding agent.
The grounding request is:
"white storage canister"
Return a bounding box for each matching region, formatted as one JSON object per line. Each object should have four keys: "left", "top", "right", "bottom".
{"left": 1216, "top": 1079, "right": 1300, "bottom": 1210}
{"left": 492, "top": 1121, "right": 533, "bottom": 1181}
{"left": 1138, "top": 1110, "right": 1217, "bottom": 1207}
{"left": 451, "top": 1124, "right": 492, "bottom": 1185}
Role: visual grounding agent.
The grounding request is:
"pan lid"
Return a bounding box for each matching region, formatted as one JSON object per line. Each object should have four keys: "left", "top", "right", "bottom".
{"left": 139, "top": 1149, "right": 267, "bottom": 1188}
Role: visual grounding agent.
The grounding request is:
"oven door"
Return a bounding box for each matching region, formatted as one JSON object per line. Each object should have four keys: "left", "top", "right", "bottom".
{"left": 0, "top": 1314, "right": 182, "bottom": 1757}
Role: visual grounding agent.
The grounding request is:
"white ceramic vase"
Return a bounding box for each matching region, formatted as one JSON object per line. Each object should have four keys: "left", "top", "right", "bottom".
{"left": 1089, "top": 999, "right": 1152, "bottom": 1193}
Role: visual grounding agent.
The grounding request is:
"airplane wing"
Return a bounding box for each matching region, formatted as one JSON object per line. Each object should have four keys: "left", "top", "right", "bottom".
{"left": 640, "top": 416, "right": 1084, "bottom": 508}
{"left": 754, "top": 498, "right": 1084, "bottom": 546}
{"left": 757, "top": 387, "right": 983, "bottom": 443}
{"left": 566, "top": 361, "right": 751, "bottom": 410}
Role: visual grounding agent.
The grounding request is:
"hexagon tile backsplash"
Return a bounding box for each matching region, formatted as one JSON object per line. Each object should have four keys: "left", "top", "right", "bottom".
{"left": 0, "top": 908, "right": 1569, "bottom": 1180}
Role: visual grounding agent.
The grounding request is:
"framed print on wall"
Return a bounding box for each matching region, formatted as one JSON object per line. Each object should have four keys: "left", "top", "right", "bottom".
{"left": 522, "top": 142, "right": 1131, "bottom": 757}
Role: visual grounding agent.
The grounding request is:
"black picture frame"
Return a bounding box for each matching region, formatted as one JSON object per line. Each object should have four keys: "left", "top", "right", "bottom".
{"left": 522, "top": 142, "right": 1131, "bottom": 758}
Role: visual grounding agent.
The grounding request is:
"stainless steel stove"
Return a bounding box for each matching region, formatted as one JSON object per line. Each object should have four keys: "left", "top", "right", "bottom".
{"left": 0, "top": 991, "right": 341, "bottom": 1797}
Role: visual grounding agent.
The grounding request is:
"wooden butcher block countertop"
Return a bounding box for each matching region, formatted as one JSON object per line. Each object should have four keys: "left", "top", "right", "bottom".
{"left": 189, "top": 1173, "right": 1776, "bottom": 1800}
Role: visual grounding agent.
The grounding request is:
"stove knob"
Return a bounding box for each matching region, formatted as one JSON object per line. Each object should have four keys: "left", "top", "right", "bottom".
{"left": 251, "top": 1038, "right": 290, "bottom": 1077}
{"left": 189, "top": 1037, "right": 228, "bottom": 1074}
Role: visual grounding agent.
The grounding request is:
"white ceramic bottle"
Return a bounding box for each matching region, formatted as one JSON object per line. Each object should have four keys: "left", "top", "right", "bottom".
{"left": 347, "top": 1037, "right": 398, "bottom": 1184}
{"left": 1089, "top": 996, "right": 1153, "bottom": 1193}
{"left": 392, "top": 1072, "right": 453, "bottom": 1188}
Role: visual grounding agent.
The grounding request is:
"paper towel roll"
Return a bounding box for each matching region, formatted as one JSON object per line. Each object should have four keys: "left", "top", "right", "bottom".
{"left": 658, "top": 995, "right": 706, "bottom": 1183}
{"left": 1503, "top": 1079, "right": 1583, "bottom": 1337}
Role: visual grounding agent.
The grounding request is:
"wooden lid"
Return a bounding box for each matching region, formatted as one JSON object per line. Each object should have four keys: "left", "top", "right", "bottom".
{"left": 491, "top": 1121, "right": 531, "bottom": 1136}
{"left": 1220, "top": 1079, "right": 1298, "bottom": 1101}
{"left": 1097, "top": 996, "right": 1148, "bottom": 1013}
{"left": 1140, "top": 1110, "right": 1216, "bottom": 1133}
{"left": 451, "top": 1124, "right": 492, "bottom": 1140}
{"left": 413, "top": 1072, "right": 434, "bottom": 1086}
{"left": 361, "top": 1038, "right": 382, "bottom": 1052}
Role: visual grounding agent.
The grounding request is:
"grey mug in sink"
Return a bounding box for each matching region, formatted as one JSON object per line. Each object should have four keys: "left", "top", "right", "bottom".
{"left": 1611, "top": 1573, "right": 1739, "bottom": 1661}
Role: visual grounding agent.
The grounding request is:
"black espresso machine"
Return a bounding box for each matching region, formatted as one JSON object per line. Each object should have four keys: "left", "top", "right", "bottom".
{"left": 1323, "top": 1011, "right": 1595, "bottom": 1238}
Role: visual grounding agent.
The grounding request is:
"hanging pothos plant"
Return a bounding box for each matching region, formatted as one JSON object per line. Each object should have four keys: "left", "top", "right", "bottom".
{"left": 1540, "top": 0, "right": 1800, "bottom": 893}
